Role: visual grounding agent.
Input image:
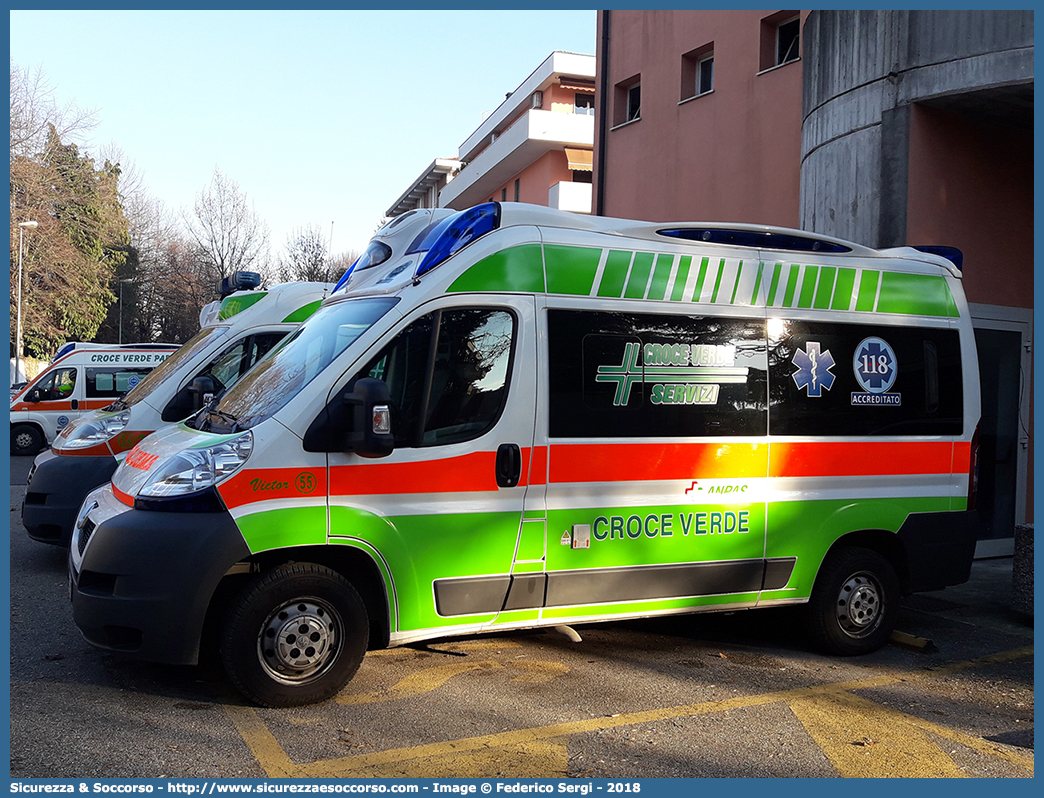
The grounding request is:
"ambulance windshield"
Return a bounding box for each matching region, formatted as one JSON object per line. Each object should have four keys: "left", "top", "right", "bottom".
{"left": 113, "top": 325, "right": 229, "bottom": 409}
{"left": 203, "top": 297, "right": 399, "bottom": 431}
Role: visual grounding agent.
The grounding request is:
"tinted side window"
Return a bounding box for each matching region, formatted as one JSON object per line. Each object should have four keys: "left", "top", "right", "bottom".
{"left": 354, "top": 309, "right": 516, "bottom": 447}
{"left": 85, "top": 368, "right": 152, "bottom": 399}
{"left": 768, "top": 320, "right": 963, "bottom": 436}
{"left": 548, "top": 310, "right": 768, "bottom": 438}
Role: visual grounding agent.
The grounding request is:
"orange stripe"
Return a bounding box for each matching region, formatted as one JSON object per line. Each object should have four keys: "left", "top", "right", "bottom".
{"left": 11, "top": 400, "right": 76, "bottom": 411}
{"left": 769, "top": 440, "right": 956, "bottom": 477}
{"left": 219, "top": 467, "right": 328, "bottom": 510}
{"left": 547, "top": 440, "right": 961, "bottom": 483}
{"left": 549, "top": 442, "right": 768, "bottom": 483}
{"left": 54, "top": 442, "right": 114, "bottom": 458}
{"left": 330, "top": 451, "right": 499, "bottom": 496}
{"left": 950, "top": 441, "right": 972, "bottom": 475}
{"left": 10, "top": 400, "right": 117, "bottom": 411}
{"left": 112, "top": 484, "right": 134, "bottom": 507}
{"left": 529, "top": 445, "right": 548, "bottom": 486}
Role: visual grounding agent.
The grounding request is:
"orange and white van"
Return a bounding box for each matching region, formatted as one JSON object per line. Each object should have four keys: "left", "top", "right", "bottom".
{"left": 11, "top": 344, "right": 177, "bottom": 456}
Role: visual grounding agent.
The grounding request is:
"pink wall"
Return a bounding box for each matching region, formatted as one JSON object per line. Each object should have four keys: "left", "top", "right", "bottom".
{"left": 596, "top": 10, "right": 806, "bottom": 226}
{"left": 485, "top": 151, "right": 573, "bottom": 206}
{"left": 907, "top": 105, "right": 1033, "bottom": 309}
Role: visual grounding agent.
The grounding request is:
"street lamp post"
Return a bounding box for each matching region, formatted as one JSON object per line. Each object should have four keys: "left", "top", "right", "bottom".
{"left": 15, "top": 220, "right": 38, "bottom": 385}
{"left": 118, "top": 278, "right": 134, "bottom": 344}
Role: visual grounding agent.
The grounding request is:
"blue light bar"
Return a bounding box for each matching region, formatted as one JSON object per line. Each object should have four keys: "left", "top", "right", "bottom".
{"left": 415, "top": 203, "right": 502, "bottom": 277}
{"left": 913, "top": 245, "right": 963, "bottom": 271}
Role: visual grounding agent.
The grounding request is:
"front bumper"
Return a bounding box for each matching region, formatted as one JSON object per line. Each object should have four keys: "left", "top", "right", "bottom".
{"left": 24, "top": 449, "right": 118, "bottom": 547}
{"left": 69, "top": 486, "right": 251, "bottom": 665}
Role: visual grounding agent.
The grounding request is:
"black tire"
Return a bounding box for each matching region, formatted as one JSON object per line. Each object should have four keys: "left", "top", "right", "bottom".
{"left": 803, "top": 546, "right": 899, "bottom": 656}
{"left": 220, "top": 563, "right": 369, "bottom": 707}
{"left": 11, "top": 424, "right": 44, "bottom": 456}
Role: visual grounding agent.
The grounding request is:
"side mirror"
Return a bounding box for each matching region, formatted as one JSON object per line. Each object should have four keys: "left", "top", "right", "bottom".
{"left": 27, "top": 389, "right": 42, "bottom": 403}
{"left": 188, "top": 376, "right": 217, "bottom": 411}
{"left": 343, "top": 377, "right": 394, "bottom": 458}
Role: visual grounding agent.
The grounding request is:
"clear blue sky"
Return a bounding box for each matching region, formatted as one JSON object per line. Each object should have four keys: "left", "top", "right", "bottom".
{"left": 10, "top": 9, "right": 597, "bottom": 258}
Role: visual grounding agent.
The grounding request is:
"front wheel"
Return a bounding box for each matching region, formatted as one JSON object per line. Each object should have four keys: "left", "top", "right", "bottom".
{"left": 11, "top": 424, "right": 44, "bottom": 456}
{"left": 803, "top": 546, "right": 899, "bottom": 656}
{"left": 220, "top": 563, "right": 369, "bottom": 707}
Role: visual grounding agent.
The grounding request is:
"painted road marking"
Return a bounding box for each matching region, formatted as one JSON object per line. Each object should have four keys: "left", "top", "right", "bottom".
{"left": 224, "top": 646, "right": 1034, "bottom": 778}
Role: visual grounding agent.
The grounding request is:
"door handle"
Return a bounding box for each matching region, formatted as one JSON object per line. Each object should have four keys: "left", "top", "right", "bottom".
{"left": 496, "top": 443, "right": 522, "bottom": 488}
{"left": 71, "top": 399, "right": 79, "bottom": 410}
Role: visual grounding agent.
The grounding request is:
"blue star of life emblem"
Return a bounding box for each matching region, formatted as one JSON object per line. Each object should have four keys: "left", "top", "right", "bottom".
{"left": 792, "top": 342, "right": 836, "bottom": 397}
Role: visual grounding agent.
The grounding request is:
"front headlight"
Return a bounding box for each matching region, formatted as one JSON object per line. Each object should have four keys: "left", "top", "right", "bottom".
{"left": 57, "top": 410, "right": 131, "bottom": 449}
{"left": 138, "top": 431, "right": 253, "bottom": 497}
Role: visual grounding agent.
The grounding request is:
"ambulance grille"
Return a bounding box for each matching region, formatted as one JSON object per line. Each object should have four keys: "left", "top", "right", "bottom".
{"left": 76, "top": 518, "right": 96, "bottom": 557}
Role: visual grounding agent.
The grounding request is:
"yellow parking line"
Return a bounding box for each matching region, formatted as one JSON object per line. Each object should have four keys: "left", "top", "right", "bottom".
{"left": 225, "top": 646, "right": 1034, "bottom": 778}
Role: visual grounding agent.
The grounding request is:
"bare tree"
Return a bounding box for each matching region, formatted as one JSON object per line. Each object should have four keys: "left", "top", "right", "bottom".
{"left": 184, "top": 168, "right": 270, "bottom": 290}
{"left": 327, "top": 250, "right": 361, "bottom": 284}
{"left": 278, "top": 225, "right": 331, "bottom": 283}
{"left": 10, "top": 61, "right": 98, "bottom": 159}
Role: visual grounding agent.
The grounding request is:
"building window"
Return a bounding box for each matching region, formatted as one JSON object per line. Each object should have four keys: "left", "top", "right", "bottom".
{"left": 613, "top": 75, "right": 642, "bottom": 127}
{"left": 513, "top": 179, "right": 520, "bottom": 202}
{"left": 501, "top": 188, "right": 507, "bottom": 202}
{"left": 760, "top": 11, "right": 800, "bottom": 71}
{"left": 626, "top": 83, "right": 641, "bottom": 121}
{"left": 776, "top": 17, "right": 800, "bottom": 64}
{"left": 575, "top": 93, "right": 594, "bottom": 115}
{"left": 572, "top": 170, "right": 593, "bottom": 184}
{"left": 680, "top": 43, "right": 714, "bottom": 101}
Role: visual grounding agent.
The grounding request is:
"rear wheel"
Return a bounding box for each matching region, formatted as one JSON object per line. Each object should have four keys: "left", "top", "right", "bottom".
{"left": 220, "top": 563, "right": 369, "bottom": 707}
{"left": 804, "top": 546, "right": 899, "bottom": 656}
{"left": 11, "top": 424, "right": 44, "bottom": 456}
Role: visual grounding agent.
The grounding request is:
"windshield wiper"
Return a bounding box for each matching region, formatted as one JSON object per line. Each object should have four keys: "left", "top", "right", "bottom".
{"left": 203, "top": 407, "right": 240, "bottom": 432}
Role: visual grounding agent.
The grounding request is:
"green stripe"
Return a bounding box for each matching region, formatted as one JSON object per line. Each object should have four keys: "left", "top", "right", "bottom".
{"left": 767, "top": 263, "right": 783, "bottom": 305}
{"left": 831, "top": 268, "right": 856, "bottom": 310}
{"left": 239, "top": 505, "right": 327, "bottom": 552}
{"left": 544, "top": 244, "right": 601, "bottom": 295}
{"left": 797, "top": 265, "right": 818, "bottom": 308}
{"left": 692, "top": 257, "right": 710, "bottom": 301}
{"left": 877, "top": 273, "right": 959, "bottom": 317}
{"left": 710, "top": 259, "right": 726, "bottom": 303}
{"left": 813, "top": 266, "right": 836, "bottom": 310}
{"left": 751, "top": 262, "right": 765, "bottom": 305}
{"left": 855, "top": 270, "right": 880, "bottom": 311}
{"left": 219, "top": 291, "right": 267, "bottom": 320}
{"left": 447, "top": 243, "right": 545, "bottom": 293}
{"left": 647, "top": 254, "right": 674, "bottom": 300}
{"left": 730, "top": 261, "right": 743, "bottom": 304}
{"left": 598, "top": 250, "right": 632, "bottom": 297}
{"left": 670, "top": 256, "right": 692, "bottom": 301}
{"left": 782, "top": 264, "right": 800, "bottom": 307}
{"left": 624, "top": 252, "right": 654, "bottom": 298}
{"left": 281, "top": 299, "right": 322, "bottom": 323}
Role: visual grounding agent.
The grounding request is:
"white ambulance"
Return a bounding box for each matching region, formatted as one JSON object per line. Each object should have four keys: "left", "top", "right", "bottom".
{"left": 70, "top": 203, "right": 981, "bottom": 707}
{"left": 23, "top": 281, "right": 333, "bottom": 547}
{"left": 27, "top": 210, "right": 454, "bottom": 548}
{"left": 11, "top": 344, "right": 178, "bottom": 456}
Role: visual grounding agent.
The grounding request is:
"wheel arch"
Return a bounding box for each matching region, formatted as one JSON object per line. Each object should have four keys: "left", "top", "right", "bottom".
{"left": 203, "top": 544, "right": 391, "bottom": 658}
{"left": 820, "top": 529, "right": 911, "bottom": 594}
